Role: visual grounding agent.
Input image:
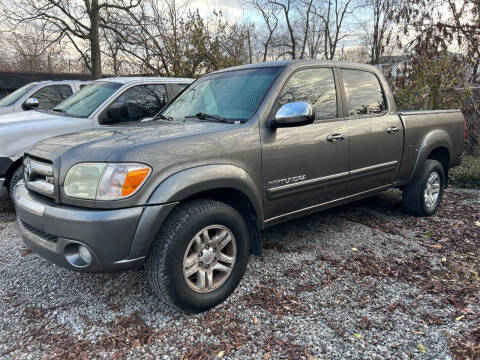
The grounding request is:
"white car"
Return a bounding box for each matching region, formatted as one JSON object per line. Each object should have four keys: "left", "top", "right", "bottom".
{"left": 0, "top": 77, "right": 194, "bottom": 197}
{"left": 0, "top": 80, "right": 90, "bottom": 115}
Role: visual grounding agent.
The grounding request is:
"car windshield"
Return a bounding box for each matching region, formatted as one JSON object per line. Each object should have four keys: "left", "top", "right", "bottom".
{"left": 0, "top": 83, "right": 36, "bottom": 107}
{"left": 53, "top": 81, "right": 122, "bottom": 118}
{"left": 163, "top": 67, "right": 281, "bottom": 121}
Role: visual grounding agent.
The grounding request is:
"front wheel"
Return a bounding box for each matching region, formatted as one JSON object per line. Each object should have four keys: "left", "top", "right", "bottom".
{"left": 8, "top": 165, "right": 23, "bottom": 196}
{"left": 146, "top": 199, "right": 249, "bottom": 313}
{"left": 402, "top": 159, "right": 445, "bottom": 216}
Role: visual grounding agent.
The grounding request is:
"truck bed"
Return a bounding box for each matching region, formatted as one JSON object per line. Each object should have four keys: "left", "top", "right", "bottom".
{"left": 396, "top": 109, "right": 465, "bottom": 182}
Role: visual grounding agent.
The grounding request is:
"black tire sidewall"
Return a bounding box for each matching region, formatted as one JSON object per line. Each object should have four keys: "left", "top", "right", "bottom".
{"left": 9, "top": 165, "right": 23, "bottom": 195}
{"left": 421, "top": 161, "right": 445, "bottom": 215}
{"left": 163, "top": 204, "right": 249, "bottom": 312}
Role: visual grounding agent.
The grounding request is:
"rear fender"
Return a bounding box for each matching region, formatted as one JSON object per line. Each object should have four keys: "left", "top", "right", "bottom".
{"left": 409, "top": 129, "right": 452, "bottom": 182}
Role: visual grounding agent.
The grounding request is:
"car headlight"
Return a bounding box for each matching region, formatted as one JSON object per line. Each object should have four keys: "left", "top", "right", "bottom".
{"left": 64, "top": 163, "right": 151, "bottom": 200}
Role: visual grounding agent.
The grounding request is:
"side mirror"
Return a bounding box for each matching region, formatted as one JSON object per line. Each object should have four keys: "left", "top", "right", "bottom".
{"left": 267, "top": 102, "right": 315, "bottom": 129}
{"left": 102, "top": 103, "right": 128, "bottom": 124}
{"left": 23, "top": 97, "right": 39, "bottom": 110}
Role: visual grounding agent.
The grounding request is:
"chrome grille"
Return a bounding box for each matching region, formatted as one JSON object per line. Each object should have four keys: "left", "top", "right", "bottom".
{"left": 24, "top": 157, "right": 54, "bottom": 196}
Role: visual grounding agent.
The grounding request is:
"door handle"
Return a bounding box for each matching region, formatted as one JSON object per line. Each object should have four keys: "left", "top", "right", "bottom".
{"left": 386, "top": 126, "right": 400, "bottom": 134}
{"left": 327, "top": 133, "right": 344, "bottom": 142}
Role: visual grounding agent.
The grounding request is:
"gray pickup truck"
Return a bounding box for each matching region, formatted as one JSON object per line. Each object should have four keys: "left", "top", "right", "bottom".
{"left": 14, "top": 60, "right": 465, "bottom": 313}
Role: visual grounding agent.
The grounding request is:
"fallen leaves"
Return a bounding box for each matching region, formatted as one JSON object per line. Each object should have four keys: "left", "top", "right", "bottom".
{"left": 418, "top": 342, "right": 427, "bottom": 354}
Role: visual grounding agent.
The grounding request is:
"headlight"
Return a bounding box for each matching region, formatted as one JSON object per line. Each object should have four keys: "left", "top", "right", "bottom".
{"left": 64, "top": 163, "right": 151, "bottom": 200}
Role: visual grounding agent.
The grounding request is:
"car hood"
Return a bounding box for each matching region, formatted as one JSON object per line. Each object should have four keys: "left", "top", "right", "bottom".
{"left": 0, "top": 110, "right": 67, "bottom": 125}
{"left": 0, "top": 106, "right": 14, "bottom": 115}
{"left": 31, "top": 121, "right": 232, "bottom": 161}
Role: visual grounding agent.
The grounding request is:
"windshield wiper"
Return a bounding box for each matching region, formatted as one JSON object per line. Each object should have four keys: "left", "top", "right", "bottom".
{"left": 52, "top": 108, "right": 70, "bottom": 117}
{"left": 151, "top": 113, "right": 173, "bottom": 121}
{"left": 185, "top": 112, "right": 246, "bottom": 124}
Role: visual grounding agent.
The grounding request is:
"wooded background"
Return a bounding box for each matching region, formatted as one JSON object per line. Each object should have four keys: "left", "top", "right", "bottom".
{"left": 0, "top": 0, "right": 478, "bottom": 154}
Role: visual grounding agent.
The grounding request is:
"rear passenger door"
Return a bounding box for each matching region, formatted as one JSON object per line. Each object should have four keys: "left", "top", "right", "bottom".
{"left": 339, "top": 68, "right": 403, "bottom": 194}
{"left": 262, "top": 67, "right": 350, "bottom": 221}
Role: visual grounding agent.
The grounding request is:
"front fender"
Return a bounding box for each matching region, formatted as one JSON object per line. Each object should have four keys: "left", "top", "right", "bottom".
{"left": 410, "top": 129, "right": 452, "bottom": 182}
{"left": 147, "top": 164, "right": 263, "bottom": 220}
{"left": 128, "top": 165, "right": 263, "bottom": 259}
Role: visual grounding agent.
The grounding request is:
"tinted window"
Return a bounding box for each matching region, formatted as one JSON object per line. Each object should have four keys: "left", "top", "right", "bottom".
{"left": 277, "top": 68, "right": 337, "bottom": 120}
{"left": 53, "top": 81, "right": 122, "bottom": 118}
{"left": 178, "top": 84, "right": 189, "bottom": 90}
{"left": 143, "top": 84, "right": 168, "bottom": 117}
{"left": 163, "top": 67, "right": 281, "bottom": 121}
{"left": 32, "top": 85, "right": 73, "bottom": 110}
{"left": 341, "top": 69, "right": 386, "bottom": 116}
{"left": 0, "top": 83, "right": 36, "bottom": 107}
{"left": 104, "top": 84, "right": 168, "bottom": 123}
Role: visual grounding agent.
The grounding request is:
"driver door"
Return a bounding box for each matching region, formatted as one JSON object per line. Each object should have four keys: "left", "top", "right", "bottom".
{"left": 261, "top": 67, "right": 350, "bottom": 222}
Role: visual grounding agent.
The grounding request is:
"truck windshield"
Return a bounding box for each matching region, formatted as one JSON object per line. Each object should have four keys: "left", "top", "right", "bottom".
{"left": 163, "top": 67, "right": 281, "bottom": 121}
{"left": 0, "top": 83, "right": 36, "bottom": 107}
{"left": 53, "top": 81, "right": 122, "bottom": 118}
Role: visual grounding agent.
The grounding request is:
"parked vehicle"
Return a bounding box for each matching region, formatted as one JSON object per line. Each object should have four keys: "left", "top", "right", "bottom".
{"left": 13, "top": 61, "right": 464, "bottom": 313}
{"left": 0, "top": 80, "right": 90, "bottom": 115}
{"left": 0, "top": 77, "right": 193, "bottom": 198}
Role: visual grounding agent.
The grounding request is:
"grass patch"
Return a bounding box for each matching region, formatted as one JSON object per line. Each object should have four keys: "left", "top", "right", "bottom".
{"left": 449, "top": 155, "right": 480, "bottom": 189}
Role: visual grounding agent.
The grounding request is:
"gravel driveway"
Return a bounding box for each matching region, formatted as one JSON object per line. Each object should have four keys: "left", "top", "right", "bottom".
{"left": 0, "top": 188, "right": 479, "bottom": 360}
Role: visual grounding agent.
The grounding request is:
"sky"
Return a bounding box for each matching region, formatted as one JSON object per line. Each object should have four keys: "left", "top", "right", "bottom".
{"left": 187, "top": 0, "right": 253, "bottom": 20}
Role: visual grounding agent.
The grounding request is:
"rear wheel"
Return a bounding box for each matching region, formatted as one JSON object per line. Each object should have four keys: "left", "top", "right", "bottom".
{"left": 146, "top": 199, "right": 249, "bottom": 313}
{"left": 402, "top": 159, "right": 445, "bottom": 216}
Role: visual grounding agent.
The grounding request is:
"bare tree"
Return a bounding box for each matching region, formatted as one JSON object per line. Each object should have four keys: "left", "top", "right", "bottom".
{"left": 358, "top": 0, "right": 396, "bottom": 64}
{"left": 249, "top": 0, "right": 279, "bottom": 61}
{"left": 108, "top": 0, "right": 251, "bottom": 77}
{"left": 312, "top": 0, "right": 357, "bottom": 60}
{"left": 268, "top": 0, "right": 297, "bottom": 59}
{"left": 0, "top": 0, "right": 139, "bottom": 78}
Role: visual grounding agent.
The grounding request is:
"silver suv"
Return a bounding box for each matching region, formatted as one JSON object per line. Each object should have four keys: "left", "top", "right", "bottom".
{"left": 0, "top": 77, "right": 193, "bottom": 197}
{"left": 0, "top": 80, "right": 89, "bottom": 115}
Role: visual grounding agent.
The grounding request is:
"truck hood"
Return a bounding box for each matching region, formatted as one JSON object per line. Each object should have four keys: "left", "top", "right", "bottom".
{"left": 31, "top": 121, "right": 231, "bottom": 161}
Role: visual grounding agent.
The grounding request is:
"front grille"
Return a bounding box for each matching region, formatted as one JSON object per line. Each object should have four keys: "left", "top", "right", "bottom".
{"left": 21, "top": 221, "right": 58, "bottom": 243}
{"left": 24, "top": 156, "right": 54, "bottom": 197}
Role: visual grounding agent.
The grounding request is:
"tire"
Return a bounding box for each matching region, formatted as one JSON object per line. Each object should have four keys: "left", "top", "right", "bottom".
{"left": 8, "top": 165, "right": 23, "bottom": 196}
{"left": 146, "top": 199, "right": 249, "bottom": 313}
{"left": 402, "top": 159, "right": 445, "bottom": 216}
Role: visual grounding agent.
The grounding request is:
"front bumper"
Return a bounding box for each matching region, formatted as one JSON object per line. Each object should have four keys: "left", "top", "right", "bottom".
{"left": 14, "top": 182, "right": 147, "bottom": 272}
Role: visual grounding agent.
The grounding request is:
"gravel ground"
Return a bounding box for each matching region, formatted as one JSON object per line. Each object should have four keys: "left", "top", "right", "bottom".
{"left": 0, "top": 188, "right": 479, "bottom": 359}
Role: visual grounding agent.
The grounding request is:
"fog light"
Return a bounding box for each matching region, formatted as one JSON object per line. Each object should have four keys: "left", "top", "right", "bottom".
{"left": 78, "top": 245, "right": 92, "bottom": 265}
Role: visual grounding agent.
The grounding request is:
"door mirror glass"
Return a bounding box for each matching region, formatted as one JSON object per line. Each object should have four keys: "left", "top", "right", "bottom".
{"left": 103, "top": 103, "right": 129, "bottom": 124}
{"left": 268, "top": 102, "right": 314, "bottom": 128}
{"left": 23, "top": 97, "right": 39, "bottom": 110}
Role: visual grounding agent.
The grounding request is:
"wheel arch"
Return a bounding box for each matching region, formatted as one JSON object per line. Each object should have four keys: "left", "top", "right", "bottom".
{"left": 410, "top": 130, "right": 452, "bottom": 184}
{"left": 129, "top": 165, "right": 264, "bottom": 259}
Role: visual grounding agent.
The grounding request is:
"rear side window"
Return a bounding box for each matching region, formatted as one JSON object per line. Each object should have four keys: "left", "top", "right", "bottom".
{"left": 277, "top": 68, "right": 337, "bottom": 120}
{"left": 32, "top": 85, "right": 73, "bottom": 110}
{"left": 340, "top": 69, "right": 386, "bottom": 116}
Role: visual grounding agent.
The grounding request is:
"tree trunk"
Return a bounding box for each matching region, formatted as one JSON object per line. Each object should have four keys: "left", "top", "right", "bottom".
{"left": 90, "top": 0, "right": 102, "bottom": 79}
